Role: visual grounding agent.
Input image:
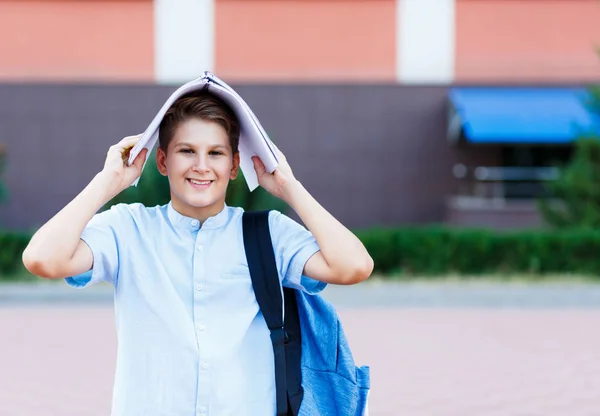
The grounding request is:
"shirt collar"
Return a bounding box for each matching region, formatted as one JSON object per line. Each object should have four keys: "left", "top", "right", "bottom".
{"left": 167, "top": 201, "right": 230, "bottom": 231}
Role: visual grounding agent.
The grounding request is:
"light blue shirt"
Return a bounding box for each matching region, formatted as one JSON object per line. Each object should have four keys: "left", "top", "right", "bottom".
{"left": 66, "top": 202, "right": 324, "bottom": 416}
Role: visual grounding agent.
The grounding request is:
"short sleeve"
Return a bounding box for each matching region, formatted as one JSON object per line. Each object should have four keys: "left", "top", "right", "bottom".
{"left": 268, "top": 211, "right": 325, "bottom": 294}
{"left": 64, "top": 204, "right": 124, "bottom": 289}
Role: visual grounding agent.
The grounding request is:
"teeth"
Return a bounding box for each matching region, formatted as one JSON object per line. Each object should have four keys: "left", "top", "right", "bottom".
{"left": 189, "top": 179, "right": 211, "bottom": 185}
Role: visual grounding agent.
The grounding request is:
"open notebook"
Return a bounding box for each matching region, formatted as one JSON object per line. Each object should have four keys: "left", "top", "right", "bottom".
{"left": 127, "top": 71, "right": 279, "bottom": 191}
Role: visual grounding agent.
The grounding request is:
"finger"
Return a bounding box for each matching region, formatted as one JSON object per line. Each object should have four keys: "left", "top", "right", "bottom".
{"left": 115, "top": 134, "right": 143, "bottom": 150}
{"left": 131, "top": 148, "right": 148, "bottom": 170}
{"left": 119, "top": 134, "right": 143, "bottom": 144}
{"left": 117, "top": 137, "right": 144, "bottom": 163}
{"left": 252, "top": 156, "right": 267, "bottom": 175}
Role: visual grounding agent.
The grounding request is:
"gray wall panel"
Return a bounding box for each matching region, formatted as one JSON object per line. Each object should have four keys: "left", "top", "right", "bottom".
{"left": 0, "top": 83, "right": 496, "bottom": 230}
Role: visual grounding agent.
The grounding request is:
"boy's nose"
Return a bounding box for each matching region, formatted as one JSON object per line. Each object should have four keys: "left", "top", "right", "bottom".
{"left": 193, "top": 155, "right": 210, "bottom": 172}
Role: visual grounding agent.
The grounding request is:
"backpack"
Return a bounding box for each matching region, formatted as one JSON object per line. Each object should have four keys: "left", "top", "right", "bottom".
{"left": 242, "top": 211, "right": 371, "bottom": 416}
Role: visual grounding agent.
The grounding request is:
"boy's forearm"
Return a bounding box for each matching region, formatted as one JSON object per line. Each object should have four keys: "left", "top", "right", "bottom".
{"left": 282, "top": 180, "right": 373, "bottom": 278}
{"left": 24, "top": 172, "right": 117, "bottom": 266}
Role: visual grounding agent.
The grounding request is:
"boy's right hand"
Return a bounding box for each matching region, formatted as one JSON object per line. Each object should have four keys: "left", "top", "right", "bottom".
{"left": 100, "top": 135, "right": 149, "bottom": 196}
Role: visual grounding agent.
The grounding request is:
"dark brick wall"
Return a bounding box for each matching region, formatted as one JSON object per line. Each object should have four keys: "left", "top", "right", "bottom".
{"left": 0, "top": 83, "right": 496, "bottom": 230}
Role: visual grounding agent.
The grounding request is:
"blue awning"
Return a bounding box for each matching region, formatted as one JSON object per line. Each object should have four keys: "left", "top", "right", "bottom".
{"left": 448, "top": 87, "right": 600, "bottom": 144}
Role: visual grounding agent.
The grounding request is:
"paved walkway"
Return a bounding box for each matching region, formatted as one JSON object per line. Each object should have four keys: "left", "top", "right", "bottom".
{"left": 2, "top": 281, "right": 600, "bottom": 415}
{"left": 4, "top": 279, "right": 600, "bottom": 308}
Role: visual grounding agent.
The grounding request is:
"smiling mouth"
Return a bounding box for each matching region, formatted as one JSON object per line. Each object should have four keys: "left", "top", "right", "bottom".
{"left": 187, "top": 179, "right": 213, "bottom": 188}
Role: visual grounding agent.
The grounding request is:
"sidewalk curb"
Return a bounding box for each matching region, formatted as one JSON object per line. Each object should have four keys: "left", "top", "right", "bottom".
{"left": 0, "top": 282, "right": 113, "bottom": 305}
{"left": 3, "top": 280, "right": 600, "bottom": 308}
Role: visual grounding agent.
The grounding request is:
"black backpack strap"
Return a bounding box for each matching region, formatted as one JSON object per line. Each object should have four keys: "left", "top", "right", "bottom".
{"left": 242, "top": 211, "right": 304, "bottom": 416}
{"left": 283, "top": 286, "right": 303, "bottom": 415}
{"left": 243, "top": 211, "right": 288, "bottom": 416}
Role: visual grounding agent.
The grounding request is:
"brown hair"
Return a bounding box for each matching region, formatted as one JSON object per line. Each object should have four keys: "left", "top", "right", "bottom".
{"left": 158, "top": 92, "right": 240, "bottom": 154}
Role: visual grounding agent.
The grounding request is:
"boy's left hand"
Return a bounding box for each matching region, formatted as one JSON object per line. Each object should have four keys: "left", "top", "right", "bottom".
{"left": 252, "top": 146, "right": 299, "bottom": 201}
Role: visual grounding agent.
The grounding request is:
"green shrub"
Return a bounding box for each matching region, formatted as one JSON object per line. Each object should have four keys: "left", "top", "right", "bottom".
{"left": 538, "top": 137, "right": 600, "bottom": 228}
{"left": 355, "top": 226, "right": 600, "bottom": 277}
{"left": 7, "top": 224, "right": 600, "bottom": 280}
{"left": 538, "top": 83, "right": 600, "bottom": 228}
{"left": 0, "top": 230, "right": 31, "bottom": 277}
{"left": 355, "top": 228, "right": 398, "bottom": 273}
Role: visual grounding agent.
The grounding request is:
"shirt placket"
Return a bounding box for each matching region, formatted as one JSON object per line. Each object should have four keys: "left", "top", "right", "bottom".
{"left": 193, "top": 224, "right": 210, "bottom": 415}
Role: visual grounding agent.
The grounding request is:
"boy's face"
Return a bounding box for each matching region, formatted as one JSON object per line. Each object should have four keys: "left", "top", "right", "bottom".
{"left": 156, "top": 118, "right": 240, "bottom": 221}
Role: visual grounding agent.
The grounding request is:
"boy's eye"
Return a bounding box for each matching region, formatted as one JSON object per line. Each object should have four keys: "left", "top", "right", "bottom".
{"left": 180, "top": 149, "right": 194, "bottom": 154}
{"left": 209, "top": 151, "right": 224, "bottom": 156}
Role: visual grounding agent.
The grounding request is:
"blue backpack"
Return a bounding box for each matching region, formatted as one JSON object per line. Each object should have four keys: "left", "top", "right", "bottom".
{"left": 242, "top": 211, "right": 371, "bottom": 416}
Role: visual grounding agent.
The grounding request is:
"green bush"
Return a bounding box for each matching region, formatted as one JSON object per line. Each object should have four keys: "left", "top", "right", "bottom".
{"left": 355, "top": 226, "right": 600, "bottom": 277}
{"left": 538, "top": 82, "right": 600, "bottom": 228}
{"left": 538, "top": 137, "right": 600, "bottom": 228}
{"left": 7, "top": 225, "right": 600, "bottom": 280}
{"left": 0, "top": 230, "right": 31, "bottom": 276}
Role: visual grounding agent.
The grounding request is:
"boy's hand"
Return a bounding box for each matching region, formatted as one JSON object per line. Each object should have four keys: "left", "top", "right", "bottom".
{"left": 252, "top": 145, "right": 299, "bottom": 202}
{"left": 100, "top": 135, "right": 148, "bottom": 197}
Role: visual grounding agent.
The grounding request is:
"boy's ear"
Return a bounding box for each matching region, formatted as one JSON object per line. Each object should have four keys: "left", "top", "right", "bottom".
{"left": 230, "top": 152, "right": 240, "bottom": 180}
{"left": 156, "top": 148, "right": 168, "bottom": 176}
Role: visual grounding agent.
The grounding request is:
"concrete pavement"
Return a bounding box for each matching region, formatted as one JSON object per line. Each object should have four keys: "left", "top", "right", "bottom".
{"left": 1, "top": 280, "right": 600, "bottom": 415}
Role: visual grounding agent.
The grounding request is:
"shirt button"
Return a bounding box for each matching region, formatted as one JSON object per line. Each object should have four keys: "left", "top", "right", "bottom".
{"left": 198, "top": 405, "right": 208, "bottom": 413}
{"left": 191, "top": 219, "right": 199, "bottom": 227}
{"left": 197, "top": 324, "right": 206, "bottom": 331}
{"left": 196, "top": 284, "right": 203, "bottom": 291}
{"left": 197, "top": 245, "right": 203, "bottom": 251}
{"left": 201, "top": 363, "right": 209, "bottom": 370}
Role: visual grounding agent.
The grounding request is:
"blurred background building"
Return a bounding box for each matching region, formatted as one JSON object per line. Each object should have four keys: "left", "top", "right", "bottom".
{"left": 0, "top": 0, "right": 599, "bottom": 230}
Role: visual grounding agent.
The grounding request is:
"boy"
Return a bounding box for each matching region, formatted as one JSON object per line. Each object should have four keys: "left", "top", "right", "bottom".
{"left": 22, "top": 92, "right": 373, "bottom": 415}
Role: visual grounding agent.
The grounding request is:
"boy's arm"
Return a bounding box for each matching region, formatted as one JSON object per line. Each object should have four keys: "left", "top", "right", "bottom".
{"left": 22, "top": 135, "right": 147, "bottom": 279}
{"left": 282, "top": 181, "right": 373, "bottom": 285}
{"left": 252, "top": 152, "right": 374, "bottom": 285}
